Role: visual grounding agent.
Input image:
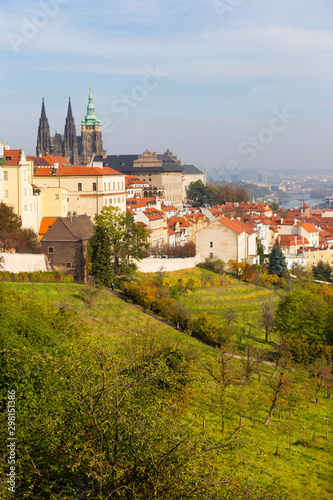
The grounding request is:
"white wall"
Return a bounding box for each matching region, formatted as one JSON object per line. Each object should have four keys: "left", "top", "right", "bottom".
{"left": 2, "top": 253, "right": 49, "bottom": 272}
{"left": 136, "top": 254, "right": 204, "bottom": 273}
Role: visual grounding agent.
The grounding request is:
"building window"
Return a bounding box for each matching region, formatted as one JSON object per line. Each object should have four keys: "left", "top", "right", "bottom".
{"left": 55, "top": 194, "right": 59, "bottom": 200}
{"left": 23, "top": 169, "right": 27, "bottom": 181}
{"left": 210, "top": 252, "right": 213, "bottom": 259}
{"left": 66, "top": 262, "right": 71, "bottom": 269}
{"left": 67, "top": 198, "right": 69, "bottom": 202}
{"left": 78, "top": 183, "right": 82, "bottom": 191}
{"left": 3, "top": 171, "right": 8, "bottom": 181}
{"left": 48, "top": 247, "right": 54, "bottom": 254}
{"left": 24, "top": 204, "right": 27, "bottom": 211}
{"left": 108, "top": 182, "right": 110, "bottom": 190}
{"left": 30, "top": 205, "right": 32, "bottom": 211}
{"left": 24, "top": 188, "right": 27, "bottom": 196}
{"left": 113, "top": 182, "right": 115, "bottom": 190}
{"left": 4, "top": 190, "right": 8, "bottom": 198}
{"left": 210, "top": 242, "right": 213, "bottom": 248}
{"left": 93, "top": 182, "right": 97, "bottom": 191}
{"left": 109, "top": 198, "right": 112, "bottom": 205}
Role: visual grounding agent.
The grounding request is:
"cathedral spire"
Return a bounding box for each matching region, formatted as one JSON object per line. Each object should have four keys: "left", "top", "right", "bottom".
{"left": 36, "top": 98, "right": 51, "bottom": 156}
{"left": 66, "top": 97, "right": 73, "bottom": 120}
{"left": 64, "top": 97, "right": 79, "bottom": 165}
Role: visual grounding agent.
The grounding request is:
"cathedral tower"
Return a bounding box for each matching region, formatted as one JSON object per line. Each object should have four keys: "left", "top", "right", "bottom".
{"left": 81, "top": 87, "right": 104, "bottom": 164}
{"left": 36, "top": 98, "right": 51, "bottom": 156}
{"left": 64, "top": 98, "right": 79, "bottom": 165}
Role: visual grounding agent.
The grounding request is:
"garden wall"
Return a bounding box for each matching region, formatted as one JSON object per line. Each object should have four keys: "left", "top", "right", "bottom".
{"left": 136, "top": 254, "right": 204, "bottom": 273}
{"left": 1, "top": 253, "right": 49, "bottom": 273}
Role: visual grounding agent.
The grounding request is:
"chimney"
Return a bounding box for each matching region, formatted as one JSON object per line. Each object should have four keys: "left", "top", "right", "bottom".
{"left": 67, "top": 211, "right": 72, "bottom": 222}
{"left": 5, "top": 144, "right": 10, "bottom": 150}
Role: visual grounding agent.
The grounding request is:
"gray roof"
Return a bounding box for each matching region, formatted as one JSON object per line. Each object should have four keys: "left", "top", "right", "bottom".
{"left": 181, "top": 164, "right": 204, "bottom": 175}
{"left": 41, "top": 214, "right": 95, "bottom": 242}
{"left": 94, "top": 154, "right": 183, "bottom": 174}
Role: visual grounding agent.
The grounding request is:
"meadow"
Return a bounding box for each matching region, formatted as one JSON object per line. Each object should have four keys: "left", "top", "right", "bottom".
{"left": 4, "top": 275, "right": 333, "bottom": 500}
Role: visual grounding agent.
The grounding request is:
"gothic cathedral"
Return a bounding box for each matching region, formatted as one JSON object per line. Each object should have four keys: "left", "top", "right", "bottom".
{"left": 36, "top": 87, "right": 106, "bottom": 165}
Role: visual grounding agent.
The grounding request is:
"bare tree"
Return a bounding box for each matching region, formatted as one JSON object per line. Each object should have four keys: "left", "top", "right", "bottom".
{"left": 225, "top": 306, "right": 238, "bottom": 326}
{"left": 261, "top": 302, "right": 275, "bottom": 343}
{"left": 265, "top": 349, "right": 292, "bottom": 426}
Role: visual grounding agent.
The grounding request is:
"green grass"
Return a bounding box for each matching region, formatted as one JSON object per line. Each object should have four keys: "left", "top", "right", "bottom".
{"left": 5, "top": 278, "right": 333, "bottom": 499}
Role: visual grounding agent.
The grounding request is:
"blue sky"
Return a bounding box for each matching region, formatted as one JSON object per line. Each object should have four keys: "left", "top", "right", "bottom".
{"left": 1, "top": 0, "right": 333, "bottom": 173}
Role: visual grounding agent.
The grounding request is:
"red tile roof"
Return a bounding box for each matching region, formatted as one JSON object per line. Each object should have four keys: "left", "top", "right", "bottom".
{"left": 34, "top": 165, "right": 123, "bottom": 176}
{"left": 4, "top": 150, "right": 22, "bottom": 165}
{"left": 217, "top": 217, "right": 256, "bottom": 235}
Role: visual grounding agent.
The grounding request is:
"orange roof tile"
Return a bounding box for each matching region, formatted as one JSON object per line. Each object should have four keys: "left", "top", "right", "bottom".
{"left": 4, "top": 150, "right": 22, "bottom": 165}
{"left": 39, "top": 217, "right": 57, "bottom": 236}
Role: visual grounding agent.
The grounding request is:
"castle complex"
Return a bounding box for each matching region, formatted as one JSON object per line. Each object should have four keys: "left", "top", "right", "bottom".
{"left": 36, "top": 87, "right": 106, "bottom": 165}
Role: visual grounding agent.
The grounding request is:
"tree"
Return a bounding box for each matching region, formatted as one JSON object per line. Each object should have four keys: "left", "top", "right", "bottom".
{"left": 0, "top": 201, "right": 21, "bottom": 233}
{"left": 312, "top": 260, "right": 332, "bottom": 282}
{"left": 188, "top": 180, "right": 210, "bottom": 206}
{"left": 89, "top": 207, "right": 149, "bottom": 285}
{"left": 89, "top": 224, "right": 113, "bottom": 287}
{"left": 275, "top": 289, "right": 333, "bottom": 362}
{"left": 268, "top": 243, "right": 287, "bottom": 277}
{"left": 261, "top": 302, "right": 275, "bottom": 343}
{"left": 0, "top": 202, "right": 40, "bottom": 253}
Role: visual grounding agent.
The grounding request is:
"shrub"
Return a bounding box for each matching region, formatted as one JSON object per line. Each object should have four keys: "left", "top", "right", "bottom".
{"left": 197, "top": 257, "right": 225, "bottom": 274}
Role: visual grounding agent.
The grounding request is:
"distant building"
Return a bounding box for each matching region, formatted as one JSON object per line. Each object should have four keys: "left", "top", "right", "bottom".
{"left": 181, "top": 164, "right": 206, "bottom": 201}
{"left": 36, "top": 88, "right": 106, "bottom": 165}
{"left": 95, "top": 149, "right": 183, "bottom": 208}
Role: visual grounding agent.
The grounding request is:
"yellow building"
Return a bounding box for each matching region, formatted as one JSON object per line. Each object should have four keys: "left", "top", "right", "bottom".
{"left": 0, "top": 145, "right": 41, "bottom": 232}
{"left": 33, "top": 163, "right": 126, "bottom": 219}
{"left": 305, "top": 248, "right": 333, "bottom": 268}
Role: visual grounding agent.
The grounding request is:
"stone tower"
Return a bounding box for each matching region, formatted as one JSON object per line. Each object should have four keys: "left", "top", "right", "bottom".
{"left": 81, "top": 87, "right": 104, "bottom": 164}
{"left": 36, "top": 98, "right": 51, "bottom": 156}
{"left": 63, "top": 98, "right": 79, "bottom": 165}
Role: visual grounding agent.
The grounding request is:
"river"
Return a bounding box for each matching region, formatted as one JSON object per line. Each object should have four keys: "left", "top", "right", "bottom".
{"left": 279, "top": 198, "right": 324, "bottom": 209}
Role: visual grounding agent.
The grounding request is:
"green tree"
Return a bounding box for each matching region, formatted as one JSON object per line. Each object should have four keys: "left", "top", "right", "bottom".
{"left": 312, "top": 260, "right": 332, "bottom": 282}
{"left": 188, "top": 179, "right": 210, "bottom": 206}
{"left": 268, "top": 243, "right": 287, "bottom": 277}
{"left": 89, "top": 224, "right": 113, "bottom": 287}
{"left": 90, "top": 206, "right": 149, "bottom": 285}
{"left": 0, "top": 201, "right": 21, "bottom": 233}
{"left": 275, "top": 289, "right": 333, "bottom": 362}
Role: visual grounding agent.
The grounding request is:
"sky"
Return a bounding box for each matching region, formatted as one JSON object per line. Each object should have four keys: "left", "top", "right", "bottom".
{"left": 1, "top": 0, "right": 333, "bottom": 175}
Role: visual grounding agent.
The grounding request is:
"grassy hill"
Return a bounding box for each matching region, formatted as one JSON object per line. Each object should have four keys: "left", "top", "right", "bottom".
{"left": 2, "top": 276, "right": 333, "bottom": 499}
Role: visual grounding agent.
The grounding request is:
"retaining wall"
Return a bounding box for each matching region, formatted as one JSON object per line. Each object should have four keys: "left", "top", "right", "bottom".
{"left": 136, "top": 254, "right": 204, "bottom": 273}
{"left": 1, "top": 253, "right": 49, "bottom": 273}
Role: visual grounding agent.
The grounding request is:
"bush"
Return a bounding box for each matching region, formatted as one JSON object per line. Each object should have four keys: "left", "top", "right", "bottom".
{"left": 197, "top": 257, "right": 225, "bottom": 274}
{"left": 0, "top": 271, "right": 74, "bottom": 283}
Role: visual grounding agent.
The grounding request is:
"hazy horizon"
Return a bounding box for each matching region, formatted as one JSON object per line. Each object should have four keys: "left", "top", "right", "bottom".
{"left": 1, "top": 0, "right": 333, "bottom": 174}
